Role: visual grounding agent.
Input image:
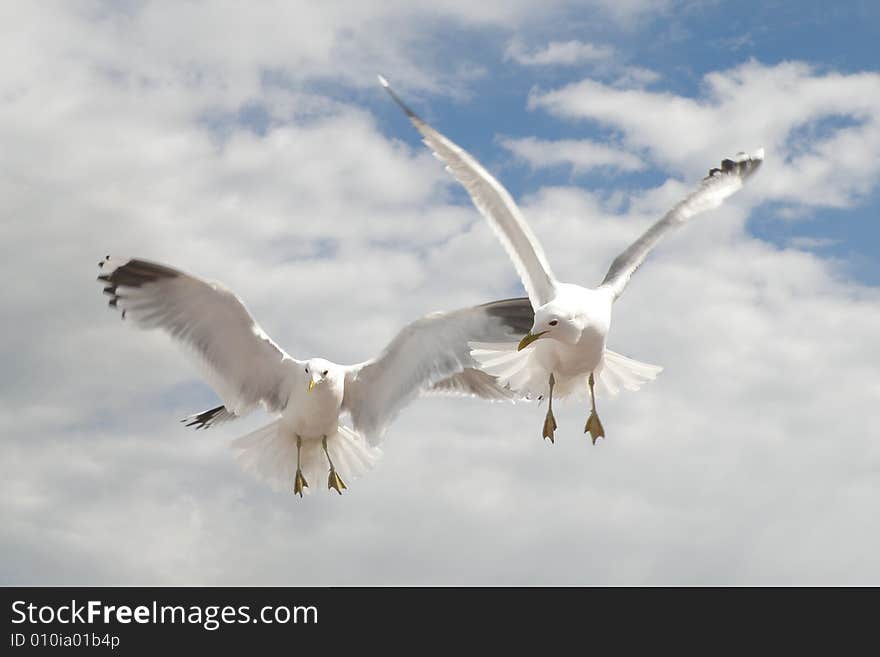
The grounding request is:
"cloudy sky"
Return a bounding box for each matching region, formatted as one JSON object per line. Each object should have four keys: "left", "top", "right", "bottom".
{"left": 2, "top": 1, "right": 879, "bottom": 585}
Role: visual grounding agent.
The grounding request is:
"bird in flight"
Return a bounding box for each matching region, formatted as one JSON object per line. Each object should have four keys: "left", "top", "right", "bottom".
{"left": 97, "top": 256, "right": 533, "bottom": 495}
{"left": 380, "top": 75, "right": 763, "bottom": 444}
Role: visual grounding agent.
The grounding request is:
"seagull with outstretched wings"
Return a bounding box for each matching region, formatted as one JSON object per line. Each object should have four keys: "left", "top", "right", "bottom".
{"left": 97, "top": 256, "right": 533, "bottom": 495}
{"left": 381, "top": 75, "right": 763, "bottom": 443}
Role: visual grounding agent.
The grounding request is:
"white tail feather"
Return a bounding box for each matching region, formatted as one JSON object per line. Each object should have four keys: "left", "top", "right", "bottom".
{"left": 594, "top": 349, "right": 662, "bottom": 397}
{"left": 470, "top": 341, "right": 546, "bottom": 399}
{"left": 231, "top": 421, "right": 381, "bottom": 493}
{"left": 470, "top": 342, "right": 661, "bottom": 400}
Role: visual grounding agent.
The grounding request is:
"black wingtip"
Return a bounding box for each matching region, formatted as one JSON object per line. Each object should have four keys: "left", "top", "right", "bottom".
{"left": 378, "top": 75, "right": 420, "bottom": 121}
{"left": 704, "top": 149, "right": 764, "bottom": 181}
{"left": 181, "top": 405, "right": 231, "bottom": 430}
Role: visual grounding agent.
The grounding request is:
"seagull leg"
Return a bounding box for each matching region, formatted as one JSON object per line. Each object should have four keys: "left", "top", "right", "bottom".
{"left": 542, "top": 373, "right": 558, "bottom": 443}
{"left": 322, "top": 436, "right": 347, "bottom": 494}
{"left": 584, "top": 373, "right": 605, "bottom": 444}
{"left": 293, "top": 435, "right": 308, "bottom": 497}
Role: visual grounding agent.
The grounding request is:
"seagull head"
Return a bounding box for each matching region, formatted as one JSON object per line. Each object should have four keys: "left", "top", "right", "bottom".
{"left": 304, "top": 358, "right": 340, "bottom": 392}
{"left": 518, "top": 302, "right": 583, "bottom": 351}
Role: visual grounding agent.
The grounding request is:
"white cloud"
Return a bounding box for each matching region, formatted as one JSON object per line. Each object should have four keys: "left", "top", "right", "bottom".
{"left": 503, "top": 39, "right": 661, "bottom": 91}
{"left": 611, "top": 65, "right": 661, "bottom": 88}
{"left": 499, "top": 136, "right": 644, "bottom": 172}
{"left": 1, "top": 3, "right": 879, "bottom": 586}
{"left": 529, "top": 60, "right": 880, "bottom": 210}
{"left": 505, "top": 39, "right": 615, "bottom": 66}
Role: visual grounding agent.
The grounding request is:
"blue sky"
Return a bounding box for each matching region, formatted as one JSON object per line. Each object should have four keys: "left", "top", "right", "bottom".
{"left": 209, "top": 1, "right": 880, "bottom": 284}
{"left": 1, "top": 1, "right": 879, "bottom": 585}
{"left": 363, "top": 1, "right": 880, "bottom": 282}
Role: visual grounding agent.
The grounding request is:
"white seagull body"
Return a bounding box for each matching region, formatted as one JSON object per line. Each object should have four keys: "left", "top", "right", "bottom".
{"left": 380, "top": 75, "right": 764, "bottom": 442}
{"left": 97, "top": 256, "right": 533, "bottom": 493}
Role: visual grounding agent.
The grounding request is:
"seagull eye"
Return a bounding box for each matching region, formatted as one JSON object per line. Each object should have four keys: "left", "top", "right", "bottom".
{"left": 305, "top": 367, "right": 309, "bottom": 373}
{"left": 549, "top": 320, "right": 558, "bottom": 326}
{"left": 323, "top": 370, "right": 328, "bottom": 376}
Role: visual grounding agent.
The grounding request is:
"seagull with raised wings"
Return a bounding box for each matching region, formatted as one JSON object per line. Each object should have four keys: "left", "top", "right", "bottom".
{"left": 97, "top": 257, "right": 533, "bottom": 495}
{"left": 380, "top": 75, "right": 763, "bottom": 444}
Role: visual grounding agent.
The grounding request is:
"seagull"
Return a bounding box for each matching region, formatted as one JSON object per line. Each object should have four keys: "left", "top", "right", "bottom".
{"left": 97, "top": 256, "right": 533, "bottom": 495}
{"left": 380, "top": 75, "right": 763, "bottom": 443}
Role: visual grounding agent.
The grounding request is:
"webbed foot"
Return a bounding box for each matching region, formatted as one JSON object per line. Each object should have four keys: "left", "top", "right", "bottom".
{"left": 327, "top": 468, "right": 347, "bottom": 494}
{"left": 294, "top": 469, "right": 309, "bottom": 497}
{"left": 584, "top": 411, "right": 605, "bottom": 445}
{"left": 542, "top": 408, "right": 557, "bottom": 443}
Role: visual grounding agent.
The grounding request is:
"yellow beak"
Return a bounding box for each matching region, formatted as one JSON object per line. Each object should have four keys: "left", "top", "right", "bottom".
{"left": 517, "top": 331, "right": 548, "bottom": 351}
{"left": 308, "top": 380, "right": 316, "bottom": 392}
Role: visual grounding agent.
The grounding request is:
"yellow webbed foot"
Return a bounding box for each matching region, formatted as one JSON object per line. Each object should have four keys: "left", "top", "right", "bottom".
{"left": 327, "top": 468, "right": 347, "bottom": 495}
{"left": 293, "top": 469, "right": 309, "bottom": 497}
{"left": 584, "top": 412, "right": 605, "bottom": 445}
{"left": 542, "top": 409, "right": 557, "bottom": 443}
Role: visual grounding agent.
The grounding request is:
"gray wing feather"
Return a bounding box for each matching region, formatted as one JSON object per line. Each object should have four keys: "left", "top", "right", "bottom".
{"left": 428, "top": 368, "right": 521, "bottom": 401}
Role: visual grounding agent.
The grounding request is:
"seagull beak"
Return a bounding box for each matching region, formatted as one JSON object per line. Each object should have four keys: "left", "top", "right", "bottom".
{"left": 308, "top": 380, "right": 316, "bottom": 392}
{"left": 517, "top": 331, "right": 548, "bottom": 351}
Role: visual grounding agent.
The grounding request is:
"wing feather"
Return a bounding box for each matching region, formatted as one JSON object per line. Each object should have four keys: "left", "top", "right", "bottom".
{"left": 343, "top": 297, "right": 533, "bottom": 443}
{"left": 97, "top": 256, "right": 300, "bottom": 416}
{"left": 428, "top": 368, "right": 521, "bottom": 401}
{"left": 381, "top": 76, "right": 556, "bottom": 307}
{"left": 600, "top": 149, "right": 764, "bottom": 299}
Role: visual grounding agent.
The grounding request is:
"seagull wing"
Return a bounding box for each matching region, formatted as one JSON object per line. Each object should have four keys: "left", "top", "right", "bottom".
{"left": 427, "top": 368, "right": 522, "bottom": 401}
{"left": 380, "top": 76, "right": 557, "bottom": 308}
{"left": 343, "top": 297, "right": 533, "bottom": 444}
{"left": 600, "top": 149, "right": 764, "bottom": 300}
{"left": 97, "top": 256, "right": 302, "bottom": 417}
